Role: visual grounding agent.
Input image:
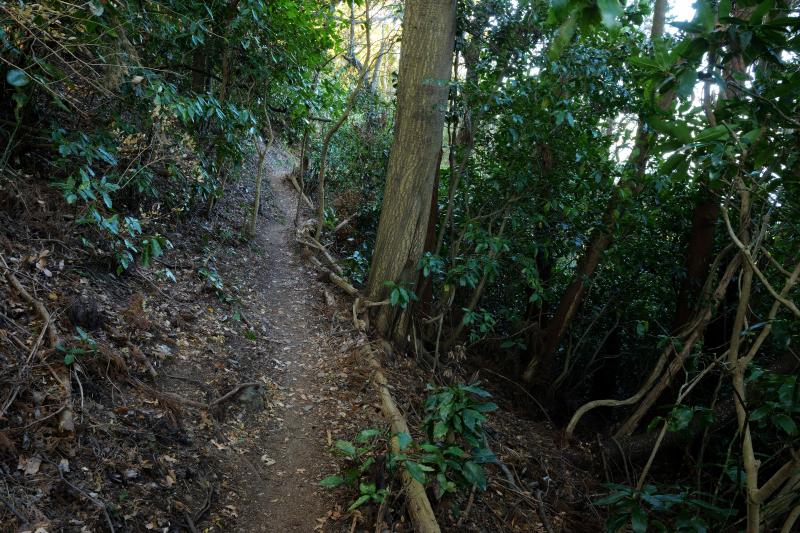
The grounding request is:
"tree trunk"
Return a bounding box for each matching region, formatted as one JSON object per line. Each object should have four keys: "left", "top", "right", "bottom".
{"left": 370, "top": 39, "right": 386, "bottom": 93}
{"left": 523, "top": 223, "right": 612, "bottom": 384}
{"left": 316, "top": 1, "right": 372, "bottom": 239}
{"left": 245, "top": 115, "right": 272, "bottom": 239}
{"left": 672, "top": 196, "right": 720, "bottom": 330}
{"left": 416, "top": 148, "right": 443, "bottom": 316}
{"left": 191, "top": 47, "right": 206, "bottom": 92}
{"left": 367, "top": 0, "right": 457, "bottom": 343}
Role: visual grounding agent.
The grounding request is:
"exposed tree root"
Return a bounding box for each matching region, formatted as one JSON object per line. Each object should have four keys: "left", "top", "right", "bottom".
{"left": 296, "top": 238, "right": 441, "bottom": 532}
{"left": 365, "top": 344, "right": 442, "bottom": 533}
{"left": 131, "top": 378, "right": 263, "bottom": 411}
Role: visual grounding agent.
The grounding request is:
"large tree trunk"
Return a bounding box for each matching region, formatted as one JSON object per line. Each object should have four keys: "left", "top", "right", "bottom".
{"left": 523, "top": 222, "right": 613, "bottom": 383}
{"left": 672, "top": 195, "right": 720, "bottom": 330}
{"left": 522, "top": 0, "right": 668, "bottom": 385}
{"left": 367, "top": 0, "right": 456, "bottom": 342}
{"left": 417, "top": 148, "right": 443, "bottom": 317}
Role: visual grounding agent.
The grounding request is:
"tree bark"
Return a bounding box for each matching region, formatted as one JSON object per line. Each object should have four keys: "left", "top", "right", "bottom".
{"left": 672, "top": 195, "right": 720, "bottom": 330}
{"left": 245, "top": 115, "right": 272, "bottom": 239}
{"left": 367, "top": 0, "right": 456, "bottom": 343}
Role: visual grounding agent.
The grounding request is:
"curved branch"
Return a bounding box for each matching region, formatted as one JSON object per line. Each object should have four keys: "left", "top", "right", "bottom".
{"left": 722, "top": 206, "right": 800, "bottom": 318}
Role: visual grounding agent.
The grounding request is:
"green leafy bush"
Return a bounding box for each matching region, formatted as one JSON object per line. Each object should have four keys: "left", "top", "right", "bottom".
{"left": 595, "top": 483, "right": 733, "bottom": 533}
{"left": 322, "top": 383, "right": 499, "bottom": 510}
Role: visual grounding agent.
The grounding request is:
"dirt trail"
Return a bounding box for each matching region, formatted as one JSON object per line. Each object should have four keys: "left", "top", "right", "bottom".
{"left": 224, "top": 146, "right": 335, "bottom": 531}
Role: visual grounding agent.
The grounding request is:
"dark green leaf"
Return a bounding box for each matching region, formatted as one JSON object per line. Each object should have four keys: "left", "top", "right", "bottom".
{"left": 461, "top": 461, "right": 487, "bottom": 491}
{"left": 597, "top": 0, "right": 623, "bottom": 28}
{"left": 631, "top": 506, "right": 648, "bottom": 533}
{"left": 335, "top": 440, "right": 356, "bottom": 458}
{"left": 320, "top": 475, "right": 344, "bottom": 488}
{"left": 404, "top": 460, "right": 427, "bottom": 484}
{"left": 348, "top": 494, "right": 371, "bottom": 511}
{"left": 356, "top": 429, "right": 380, "bottom": 443}
{"left": 772, "top": 414, "right": 798, "bottom": 436}
{"left": 396, "top": 432, "right": 413, "bottom": 451}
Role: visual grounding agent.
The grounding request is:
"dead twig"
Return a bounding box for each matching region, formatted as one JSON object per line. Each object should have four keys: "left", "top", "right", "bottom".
{"left": 132, "top": 378, "right": 262, "bottom": 410}
{"left": 0, "top": 493, "right": 28, "bottom": 524}
{"left": 535, "top": 489, "right": 556, "bottom": 533}
{"left": 2, "top": 256, "right": 74, "bottom": 432}
{"left": 0, "top": 314, "right": 49, "bottom": 418}
{"left": 456, "top": 486, "right": 476, "bottom": 527}
{"left": 50, "top": 458, "right": 116, "bottom": 532}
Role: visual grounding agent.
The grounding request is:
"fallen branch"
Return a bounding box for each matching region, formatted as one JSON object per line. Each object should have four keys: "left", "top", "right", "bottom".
{"left": 308, "top": 256, "right": 359, "bottom": 297}
{"left": 2, "top": 260, "right": 74, "bottom": 432}
{"left": 332, "top": 213, "right": 358, "bottom": 234}
{"left": 365, "top": 344, "right": 441, "bottom": 533}
{"left": 132, "top": 379, "right": 263, "bottom": 411}
{"left": 287, "top": 172, "right": 314, "bottom": 209}
{"left": 298, "top": 235, "right": 345, "bottom": 275}
{"left": 51, "top": 457, "right": 115, "bottom": 532}
{"left": 296, "top": 229, "right": 440, "bottom": 531}
{"left": 535, "top": 489, "right": 555, "bottom": 533}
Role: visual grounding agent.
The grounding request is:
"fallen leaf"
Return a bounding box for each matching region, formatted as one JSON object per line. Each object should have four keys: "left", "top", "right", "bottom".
{"left": 18, "top": 456, "right": 42, "bottom": 475}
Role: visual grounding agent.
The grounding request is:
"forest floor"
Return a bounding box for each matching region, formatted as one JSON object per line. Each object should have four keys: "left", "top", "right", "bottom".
{"left": 0, "top": 144, "right": 603, "bottom": 532}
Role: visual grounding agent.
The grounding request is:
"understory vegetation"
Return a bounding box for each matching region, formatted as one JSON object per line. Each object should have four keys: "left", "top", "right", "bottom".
{"left": 2, "top": 0, "right": 799, "bottom": 531}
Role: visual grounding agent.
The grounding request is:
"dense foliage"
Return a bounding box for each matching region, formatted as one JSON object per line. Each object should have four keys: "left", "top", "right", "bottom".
{"left": 320, "top": 1, "right": 800, "bottom": 530}
{"left": 2, "top": 0, "right": 339, "bottom": 272}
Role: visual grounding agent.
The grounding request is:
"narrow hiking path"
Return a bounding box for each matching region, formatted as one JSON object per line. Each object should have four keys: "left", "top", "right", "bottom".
{"left": 156, "top": 144, "right": 381, "bottom": 532}
{"left": 227, "top": 146, "right": 333, "bottom": 531}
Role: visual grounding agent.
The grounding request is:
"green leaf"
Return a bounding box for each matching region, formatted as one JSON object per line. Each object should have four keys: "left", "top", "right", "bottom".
{"left": 694, "top": 0, "right": 715, "bottom": 33}
{"left": 6, "top": 69, "right": 29, "bottom": 87}
{"left": 772, "top": 414, "right": 798, "bottom": 436}
{"left": 404, "top": 460, "right": 427, "bottom": 484}
{"left": 631, "top": 505, "right": 648, "bottom": 533}
{"left": 472, "top": 400, "right": 498, "bottom": 414}
{"left": 461, "top": 461, "right": 487, "bottom": 491}
{"left": 444, "top": 446, "right": 466, "bottom": 458}
{"left": 320, "top": 475, "right": 344, "bottom": 488}
{"left": 64, "top": 352, "right": 76, "bottom": 366}
{"left": 348, "top": 494, "right": 371, "bottom": 511}
{"left": 461, "top": 384, "right": 492, "bottom": 397}
{"left": 462, "top": 409, "right": 485, "bottom": 432}
{"left": 470, "top": 447, "right": 496, "bottom": 464}
{"left": 356, "top": 428, "right": 380, "bottom": 443}
{"left": 668, "top": 405, "right": 694, "bottom": 432}
{"left": 694, "top": 125, "right": 730, "bottom": 143}
{"left": 675, "top": 69, "right": 698, "bottom": 99}
{"left": 433, "top": 421, "right": 449, "bottom": 440}
{"left": 335, "top": 440, "right": 356, "bottom": 458}
{"left": 593, "top": 490, "right": 630, "bottom": 507}
{"left": 779, "top": 380, "right": 797, "bottom": 407}
{"left": 150, "top": 237, "right": 163, "bottom": 258}
{"left": 396, "top": 432, "right": 413, "bottom": 451}
{"left": 89, "top": 1, "right": 104, "bottom": 16}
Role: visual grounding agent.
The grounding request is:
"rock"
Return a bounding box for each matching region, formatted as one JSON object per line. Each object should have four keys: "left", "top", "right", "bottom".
{"left": 67, "top": 295, "right": 104, "bottom": 331}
